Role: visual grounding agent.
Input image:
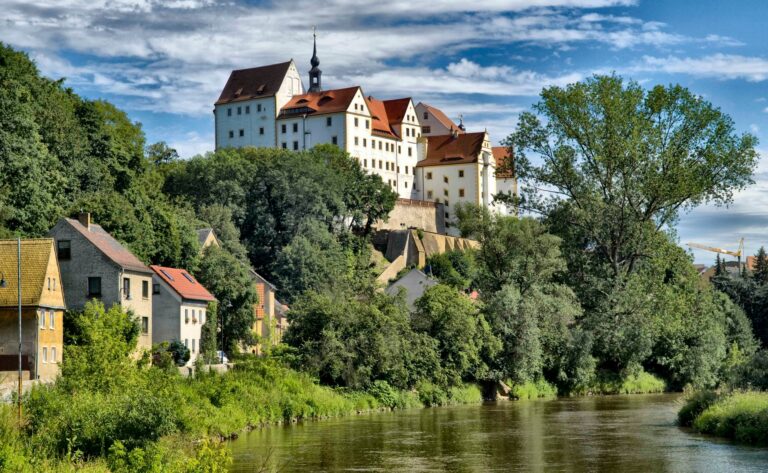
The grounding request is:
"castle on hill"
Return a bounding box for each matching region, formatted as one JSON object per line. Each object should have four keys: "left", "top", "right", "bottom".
{"left": 213, "top": 34, "right": 516, "bottom": 228}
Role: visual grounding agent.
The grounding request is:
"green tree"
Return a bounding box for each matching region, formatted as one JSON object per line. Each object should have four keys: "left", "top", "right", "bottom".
{"left": 195, "top": 246, "right": 257, "bottom": 353}
{"left": 753, "top": 247, "right": 768, "bottom": 284}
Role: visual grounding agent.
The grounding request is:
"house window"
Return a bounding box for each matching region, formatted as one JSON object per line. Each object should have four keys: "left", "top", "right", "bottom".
{"left": 237, "top": 106, "right": 241, "bottom": 115}
{"left": 281, "top": 124, "right": 286, "bottom": 133}
{"left": 153, "top": 283, "right": 160, "bottom": 295}
{"left": 423, "top": 111, "right": 428, "bottom": 119}
{"left": 326, "top": 117, "right": 332, "bottom": 126}
{"left": 228, "top": 130, "right": 234, "bottom": 138}
{"left": 444, "top": 189, "right": 449, "bottom": 197}
{"left": 292, "top": 123, "right": 298, "bottom": 133}
{"left": 444, "top": 200, "right": 449, "bottom": 206}
{"left": 239, "top": 129, "right": 244, "bottom": 137}
{"left": 227, "top": 108, "right": 232, "bottom": 116}
{"left": 185, "top": 309, "right": 189, "bottom": 324}
{"left": 51, "top": 347, "right": 56, "bottom": 363}
{"left": 47, "top": 277, "right": 51, "bottom": 291}
{"left": 142, "top": 281, "right": 149, "bottom": 299}
{"left": 49, "top": 310, "right": 54, "bottom": 329}
{"left": 57, "top": 240, "right": 71, "bottom": 260}
{"left": 444, "top": 176, "right": 449, "bottom": 184}
{"left": 42, "top": 347, "right": 47, "bottom": 364}
{"left": 39, "top": 309, "right": 45, "bottom": 328}
{"left": 259, "top": 127, "right": 264, "bottom": 135}
{"left": 354, "top": 137, "right": 359, "bottom": 146}
{"left": 245, "top": 105, "right": 250, "bottom": 114}
{"left": 185, "top": 339, "right": 189, "bottom": 348}
{"left": 293, "top": 141, "right": 299, "bottom": 150}
{"left": 88, "top": 277, "right": 101, "bottom": 297}
{"left": 426, "top": 172, "right": 433, "bottom": 180}
{"left": 459, "top": 170, "right": 464, "bottom": 178}
{"left": 332, "top": 136, "right": 338, "bottom": 145}
{"left": 422, "top": 126, "right": 431, "bottom": 133}
{"left": 427, "top": 190, "right": 433, "bottom": 199}
{"left": 123, "top": 278, "right": 131, "bottom": 300}
{"left": 354, "top": 117, "right": 359, "bottom": 127}
{"left": 141, "top": 317, "right": 149, "bottom": 334}
{"left": 445, "top": 212, "right": 450, "bottom": 219}
{"left": 459, "top": 189, "right": 465, "bottom": 198}
{"left": 201, "top": 310, "right": 206, "bottom": 325}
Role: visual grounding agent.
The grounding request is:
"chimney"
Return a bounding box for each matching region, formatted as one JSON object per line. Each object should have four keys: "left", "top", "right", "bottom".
{"left": 78, "top": 212, "right": 91, "bottom": 231}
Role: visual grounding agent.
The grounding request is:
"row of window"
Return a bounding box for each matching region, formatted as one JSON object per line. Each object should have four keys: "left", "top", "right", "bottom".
{"left": 47, "top": 277, "right": 57, "bottom": 291}
{"left": 184, "top": 338, "right": 201, "bottom": 354}
{"left": 425, "top": 189, "right": 466, "bottom": 200}
{"left": 228, "top": 127, "right": 267, "bottom": 139}
{"left": 184, "top": 308, "right": 206, "bottom": 325}
{"left": 354, "top": 137, "right": 414, "bottom": 157}
{"left": 85, "top": 277, "right": 149, "bottom": 300}
{"left": 41, "top": 346, "right": 57, "bottom": 364}
{"left": 386, "top": 179, "right": 410, "bottom": 189}
{"left": 38, "top": 309, "right": 55, "bottom": 330}
{"left": 425, "top": 170, "right": 465, "bottom": 181}
{"left": 362, "top": 159, "right": 416, "bottom": 175}
{"left": 280, "top": 135, "right": 339, "bottom": 150}
{"left": 226, "top": 103, "right": 263, "bottom": 116}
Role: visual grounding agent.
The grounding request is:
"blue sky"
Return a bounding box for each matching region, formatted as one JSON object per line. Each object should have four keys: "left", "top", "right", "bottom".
{"left": 2, "top": 0, "right": 768, "bottom": 263}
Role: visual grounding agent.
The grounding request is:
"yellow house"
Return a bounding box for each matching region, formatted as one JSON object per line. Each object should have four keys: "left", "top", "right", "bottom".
{"left": 0, "top": 239, "right": 65, "bottom": 382}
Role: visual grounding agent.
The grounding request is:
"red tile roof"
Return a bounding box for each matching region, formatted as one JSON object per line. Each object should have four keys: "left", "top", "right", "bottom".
{"left": 279, "top": 86, "right": 360, "bottom": 117}
{"left": 63, "top": 218, "right": 151, "bottom": 274}
{"left": 418, "top": 102, "right": 464, "bottom": 134}
{"left": 492, "top": 146, "right": 515, "bottom": 178}
{"left": 365, "top": 96, "right": 398, "bottom": 139}
{"left": 150, "top": 265, "right": 216, "bottom": 302}
{"left": 216, "top": 61, "right": 292, "bottom": 105}
{"left": 416, "top": 132, "right": 487, "bottom": 167}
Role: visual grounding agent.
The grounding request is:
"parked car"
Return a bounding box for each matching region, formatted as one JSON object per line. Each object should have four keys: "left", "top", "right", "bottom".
{"left": 216, "top": 350, "right": 229, "bottom": 364}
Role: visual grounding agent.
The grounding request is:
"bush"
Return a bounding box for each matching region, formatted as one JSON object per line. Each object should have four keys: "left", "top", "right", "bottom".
{"left": 569, "top": 370, "right": 666, "bottom": 396}
{"left": 416, "top": 382, "right": 449, "bottom": 407}
{"left": 678, "top": 390, "right": 720, "bottom": 427}
{"left": 509, "top": 379, "right": 557, "bottom": 400}
{"left": 691, "top": 391, "right": 768, "bottom": 445}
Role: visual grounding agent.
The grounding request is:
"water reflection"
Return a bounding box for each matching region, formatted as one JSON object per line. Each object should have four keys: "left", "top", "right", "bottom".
{"left": 229, "top": 394, "right": 768, "bottom": 472}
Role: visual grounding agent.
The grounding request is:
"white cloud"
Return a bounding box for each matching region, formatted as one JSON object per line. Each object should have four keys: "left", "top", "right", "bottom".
{"left": 638, "top": 54, "right": 768, "bottom": 82}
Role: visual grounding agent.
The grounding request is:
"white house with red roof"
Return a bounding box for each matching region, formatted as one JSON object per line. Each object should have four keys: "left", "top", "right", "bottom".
{"left": 150, "top": 265, "right": 216, "bottom": 364}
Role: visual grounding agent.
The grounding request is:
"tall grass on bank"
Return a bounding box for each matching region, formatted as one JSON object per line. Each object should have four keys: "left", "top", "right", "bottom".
{"left": 509, "top": 379, "right": 558, "bottom": 400}
{"left": 679, "top": 391, "right": 768, "bottom": 445}
{"left": 570, "top": 370, "right": 666, "bottom": 396}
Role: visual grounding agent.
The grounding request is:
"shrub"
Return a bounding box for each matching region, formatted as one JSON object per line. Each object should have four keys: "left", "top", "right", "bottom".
{"left": 416, "top": 382, "right": 449, "bottom": 407}
{"left": 509, "top": 379, "right": 557, "bottom": 400}
{"left": 678, "top": 390, "right": 720, "bottom": 427}
{"left": 692, "top": 391, "right": 768, "bottom": 445}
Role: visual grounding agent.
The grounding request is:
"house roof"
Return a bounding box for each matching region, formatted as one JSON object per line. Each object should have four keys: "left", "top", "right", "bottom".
{"left": 0, "top": 239, "right": 56, "bottom": 307}
{"left": 492, "top": 146, "right": 515, "bottom": 178}
{"left": 62, "top": 218, "right": 152, "bottom": 274}
{"left": 417, "top": 102, "right": 463, "bottom": 134}
{"left": 278, "top": 86, "right": 360, "bottom": 118}
{"left": 150, "top": 265, "right": 216, "bottom": 302}
{"left": 197, "top": 228, "right": 218, "bottom": 248}
{"left": 365, "top": 96, "right": 399, "bottom": 139}
{"left": 382, "top": 98, "right": 411, "bottom": 138}
{"left": 216, "top": 61, "right": 292, "bottom": 105}
{"left": 249, "top": 269, "right": 277, "bottom": 291}
{"left": 416, "top": 132, "right": 487, "bottom": 167}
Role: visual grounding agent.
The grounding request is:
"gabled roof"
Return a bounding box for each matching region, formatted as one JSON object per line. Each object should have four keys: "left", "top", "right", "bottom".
{"left": 61, "top": 218, "right": 151, "bottom": 274}
{"left": 382, "top": 97, "right": 412, "bottom": 139}
{"left": 0, "top": 239, "right": 58, "bottom": 307}
{"left": 278, "top": 86, "right": 360, "bottom": 118}
{"left": 249, "top": 269, "right": 277, "bottom": 291}
{"left": 216, "top": 61, "right": 292, "bottom": 105}
{"left": 417, "top": 102, "right": 464, "bottom": 134}
{"left": 365, "top": 96, "right": 398, "bottom": 139}
{"left": 492, "top": 146, "right": 515, "bottom": 178}
{"left": 416, "top": 132, "right": 487, "bottom": 167}
{"left": 150, "top": 265, "right": 216, "bottom": 302}
{"left": 197, "top": 228, "right": 219, "bottom": 248}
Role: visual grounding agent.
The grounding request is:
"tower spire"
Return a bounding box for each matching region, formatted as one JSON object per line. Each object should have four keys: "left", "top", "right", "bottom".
{"left": 309, "top": 26, "right": 322, "bottom": 93}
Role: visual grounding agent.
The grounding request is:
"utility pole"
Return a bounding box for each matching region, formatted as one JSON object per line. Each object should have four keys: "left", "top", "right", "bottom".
{"left": 17, "top": 237, "right": 22, "bottom": 422}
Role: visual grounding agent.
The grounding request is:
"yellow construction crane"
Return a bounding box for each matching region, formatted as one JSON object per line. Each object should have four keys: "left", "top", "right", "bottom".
{"left": 686, "top": 238, "right": 745, "bottom": 269}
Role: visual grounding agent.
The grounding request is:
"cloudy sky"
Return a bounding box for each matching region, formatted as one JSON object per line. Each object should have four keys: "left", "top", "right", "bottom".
{"left": 2, "top": 0, "right": 768, "bottom": 263}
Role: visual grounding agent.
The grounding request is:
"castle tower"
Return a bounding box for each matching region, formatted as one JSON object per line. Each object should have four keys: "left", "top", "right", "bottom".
{"left": 308, "top": 28, "right": 322, "bottom": 93}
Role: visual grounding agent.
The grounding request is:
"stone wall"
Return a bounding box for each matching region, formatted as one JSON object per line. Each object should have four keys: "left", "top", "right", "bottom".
{"left": 375, "top": 199, "right": 446, "bottom": 234}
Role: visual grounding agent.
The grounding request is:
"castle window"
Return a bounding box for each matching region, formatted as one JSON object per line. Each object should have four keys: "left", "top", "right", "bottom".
{"left": 444, "top": 176, "right": 449, "bottom": 184}
{"left": 405, "top": 166, "right": 409, "bottom": 174}
{"left": 372, "top": 139, "right": 376, "bottom": 148}
{"left": 281, "top": 124, "right": 286, "bottom": 133}
{"left": 363, "top": 138, "right": 367, "bottom": 147}
{"left": 326, "top": 117, "right": 332, "bottom": 126}
{"left": 404, "top": 181, "right": 408, "bottom": 188}
{"left": 408, "top": 147, "right": 412, "bottom": 157}
{"left": 445, "top": 212, "right": 449, "bottom": 219}
{"left": 293, "top": 141, "right": 299, "bottom": 150}
{"left": 332, "top": 136, "right": 338, "bottom": 145}
{"left": 227, "top": 108, "right": 232, "bottom": 116}
{"left": 379, "top": 160, "right": 383, "bottom": 169}
{"left": 281, "top": 142, "right": 287, "bottom": 149}
{"left": 259, "top": 127, "right": 265, "bottom": 135}
{"left": 365, "top": 120, "right": 369, "bottom": 129}
{"left": 379, "top": 142, "right": 382, "bottom": 150}
{"left": 364, "top": 159, "right": 368, "bottom": 167}
{"left": 257, "top": 104, "right": 262, "bottom": 112}
{"left": 355, "top": 117, "right": 359, "bottom": 127}
{"left": 292, "top": 123, "right": 298, "bottom": 133}
{"left": 426, "top": 172, "right": 433, "bottom": 180}
{"left": 239, "top": 129, "right": 244, "bottom": 137}
{"left": 228, "top": 130, "right": 234, "bottom": 138}
{"left": 245, "top": 105, "right": 250, "bottom": 114}
{"left": 459, "top": 189, "right": 465, "bottom": 198}
{"left": 427, "top": 190, "right": 433, "bottom": 199}
{"left": 237, "top": 106, "right": 242, "bottom": 115}
{"left": 398, "top": 145, "right": 401, "bottom": 154}
{"left": 459, "top": 170, "right": 464, "bottom": 178}
{"left": 397, "top": 166, "right": 400, "bottom": 173}
{"left": 355, "top": 137, "right": 359, "bottom": 145}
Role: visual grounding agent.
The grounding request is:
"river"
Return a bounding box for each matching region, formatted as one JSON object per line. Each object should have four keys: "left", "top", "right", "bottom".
{"left": 229, "top": 393, "right": 768, "bottom": 472}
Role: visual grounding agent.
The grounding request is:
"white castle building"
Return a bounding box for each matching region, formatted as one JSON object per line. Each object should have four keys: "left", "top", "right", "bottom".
{"left": 214, "top": 36, "right": 515, "bottom": 227}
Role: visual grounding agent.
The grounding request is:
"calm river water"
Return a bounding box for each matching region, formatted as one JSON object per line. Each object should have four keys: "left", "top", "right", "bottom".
{"left": 229, "top": 393, "right": 768, "bottom": 472}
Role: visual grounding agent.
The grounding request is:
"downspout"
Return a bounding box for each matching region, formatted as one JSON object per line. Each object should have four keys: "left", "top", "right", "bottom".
{"left": 302, "top": 114, "right": 307, "bottom": 150}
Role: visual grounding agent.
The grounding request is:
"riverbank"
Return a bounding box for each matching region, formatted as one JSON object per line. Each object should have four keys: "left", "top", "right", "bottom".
{"left": 678, "top": 390, "right": 768, "bottom": 446}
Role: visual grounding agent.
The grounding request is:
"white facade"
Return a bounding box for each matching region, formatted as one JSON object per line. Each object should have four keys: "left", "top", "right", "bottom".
{"left": 151, "top": 275, "right": 206, "bottom": 365}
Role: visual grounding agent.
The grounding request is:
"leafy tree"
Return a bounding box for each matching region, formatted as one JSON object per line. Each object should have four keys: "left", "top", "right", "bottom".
{"left": 195, "top": 246, "right": 257, "bottom": 353}
{"left": 507, "top": 75, "right": 757, "bottom": 292}
{"left": 147, "top": 141, "right": 179, "bottom": 166}
{"left": 425, "top": 250, "right": 477, "bottom": 291}
{"left": 413, "top": 285, "right": 499, "bottom": 385}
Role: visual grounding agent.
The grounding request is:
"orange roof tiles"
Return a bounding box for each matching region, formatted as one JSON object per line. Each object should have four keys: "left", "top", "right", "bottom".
{"left": 216, "top": 61, "right": 292, "bottom": 105}
{"left": 365, "top": 96, "right": 398, "bottom": 138}
{"left": 416, "top": 132, "right": 486, "bottom": 167}
{"left": 279, "top": 86, "right": 360, "bottom": 117}
{"left": 418, "top": 102, "right": 464, "bottom": 134}
{"left": 151, "top": 265, "right": 216, "bottom": 302}
{"left": 492, "top": 146, "right": 515, "bottom": 178}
